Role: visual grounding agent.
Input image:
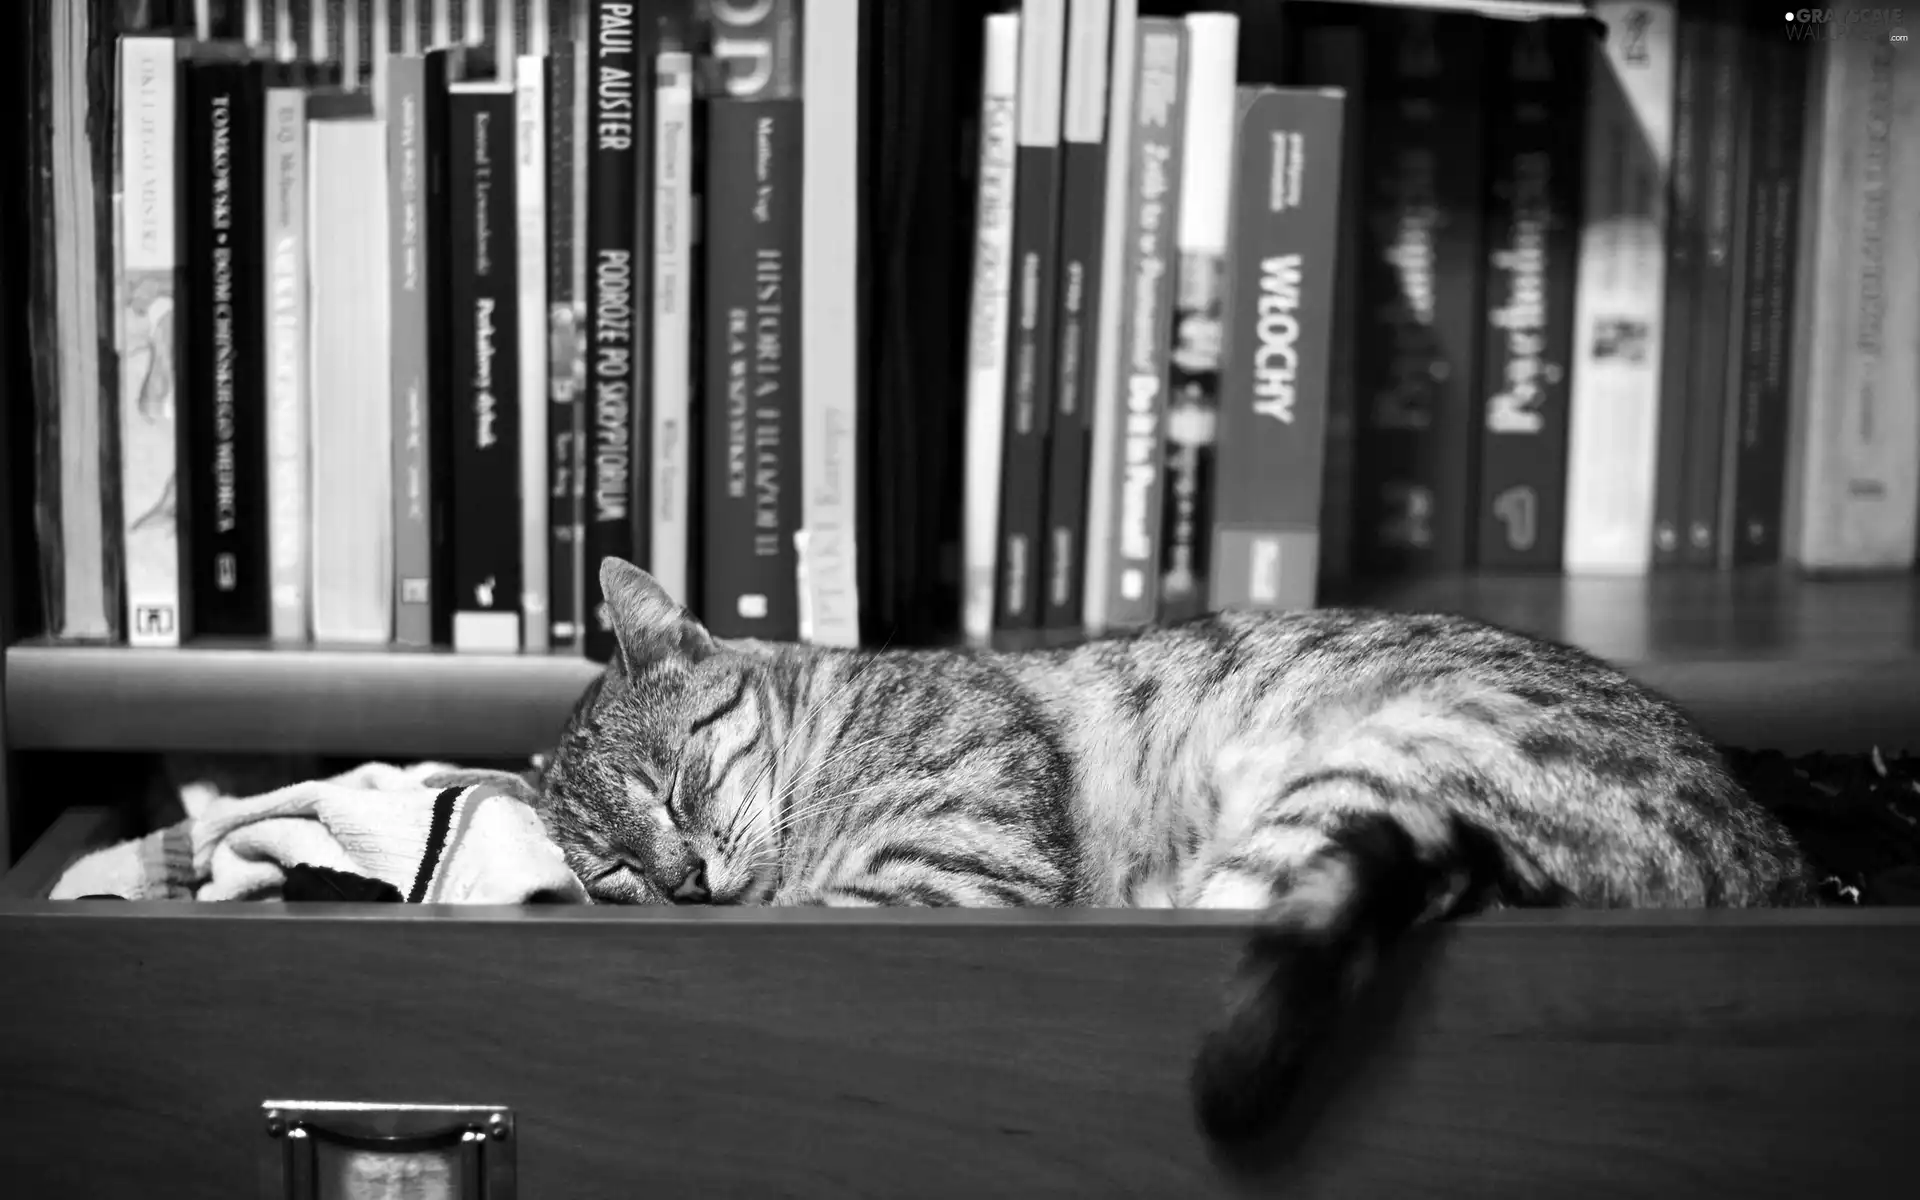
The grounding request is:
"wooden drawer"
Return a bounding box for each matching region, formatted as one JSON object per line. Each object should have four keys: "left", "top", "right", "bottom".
{"left": 0, "top": 812, "right": 1915, "bottom": 1197}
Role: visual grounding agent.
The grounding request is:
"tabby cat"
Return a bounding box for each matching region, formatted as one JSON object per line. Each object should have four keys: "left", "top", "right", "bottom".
{"left": 538, "top": 558, "right": 1813, "bottom": 1143}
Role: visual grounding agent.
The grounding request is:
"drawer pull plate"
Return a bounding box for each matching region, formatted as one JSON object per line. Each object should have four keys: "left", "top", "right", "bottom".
{"left": 259, "top": 1101, "right": 514, "bottom": 1200}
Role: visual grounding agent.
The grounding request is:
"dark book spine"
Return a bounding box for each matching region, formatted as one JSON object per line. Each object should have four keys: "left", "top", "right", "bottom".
{"left": 1293, "top": 21, "right": 1365, "bottom": 586}
{"left": 546, "top": 48, "right": 583, "bottom": 650}
{"left": 701, "top": 0, "right": 802, "bottom": 640}
{"left": 447, "top": 85, "right": 523, "bottom": 651}
{"left": 423, "top": 48, "right": 460, "bottom": 645}
{"left": 1353, "top": 13, "right": 1486, "bottom": 574}
{"left": 1040, "top": 142, "right": 1104, "bottom": 631}
{"left": 178, "top": 57, "right": 270, "bottom": 637}
{"left": 1472, "top": 19, "right": 1583, "bottom": 571}
{"left": 1681, "top": 1, "right": 1746, "bottom": 568}
{"left": 995, "top": 3, "right": 1065, "bottom": 633}
{"left": 582, "top": 0, "right": 647, "bottom": 662}
{"left": 1207, "top": 87, "right": 1345, "bottom": 614}
{"left": 1730, "top": 11, "right": 1805, "bottom": 565}
{"left": 1650, "top": 3, "right": 1706, "bottom": 568}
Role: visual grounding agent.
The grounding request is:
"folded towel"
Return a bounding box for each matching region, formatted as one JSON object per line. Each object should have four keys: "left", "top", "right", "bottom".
{"left": 50, "top": 761, "right": 587, "bottom": 904}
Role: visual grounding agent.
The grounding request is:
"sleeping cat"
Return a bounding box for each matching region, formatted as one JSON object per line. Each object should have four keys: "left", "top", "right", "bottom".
{"left": 537, "top": 557, "right": 1813, "bottom": 1143}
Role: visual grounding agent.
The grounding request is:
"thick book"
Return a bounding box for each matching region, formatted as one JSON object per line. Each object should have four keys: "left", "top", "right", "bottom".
{"left": 1679, "top": 1, "right": 1747, "bottom": 568}
{"left": 1293, "top": 20, "right": 1365, "bottom": 587}
{"left": 1352, "top": 13, "right": 1486, "bottom": 576}
{"left": 117, "top": 34, "right": 185, "bottom": 648}
{"left": 701, "top": 0, "right": 803, "bottom": 640}
{"left": 1038, "top": 0, "right": 1112, "bottom": 635}
{"left": 581, "top": 0, "right": 646, "bottom": 661}
{"left": 387, "top": 50, "right": 435, "bottom": 647}
{"left": 960, "top": 13, "right": 1021, "bottom": 649}
{"left": 993, "top": 0, "right": 1067, "bottom": 633}
{"left": 1156, "top": 12, "right": 1237, "bottom": 624}
{"left": 307, "top": 90, "right": 395, "bottom": 643}
{"left": 1208, "top": 87, "right": 1345, "bottom": 615}
{"left": 1727, "top": 10, "right": 1807, "bottom": 565}
{"left": 545, "top": 15, "right": 587, "bottom": 650}
{"left": 798, "top": 0, "right": 862, "bottom": 647}
{"left": 1562, "top": 0, "right": 1677, "bottom": 574}
{"left": 650, "top": 48, "right": 695, "bottom": 610}
{"left": 178, "top": 49, "right": 272, "bottom": 637}
{"left": 1472, "top": 18, "right": 1583, "bottom": 572}
{"left": 1782, "top": 29, "right": 1920, "bottom": 572}
{"left": 516, "top": 49, "right": 550, "bottom": 652}
{"left": 1085, "top": 16, "right": 1186, "bottom": 632}
{"left": 446, "top": 67, "right": 523, "bottom": 653}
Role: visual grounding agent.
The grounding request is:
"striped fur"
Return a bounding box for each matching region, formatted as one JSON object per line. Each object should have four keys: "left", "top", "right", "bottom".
{"left": 538, "top": 558, "right": 1814, "bottom": 1142}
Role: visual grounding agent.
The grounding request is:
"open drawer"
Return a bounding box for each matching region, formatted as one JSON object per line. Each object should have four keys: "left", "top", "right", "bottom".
{"left": 1, "top": 807, "right": 1915, "bottom": 1197}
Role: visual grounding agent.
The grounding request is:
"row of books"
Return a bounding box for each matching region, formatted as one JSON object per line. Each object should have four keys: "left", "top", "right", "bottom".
{"left": 28, "top": 0, "right": 1920, "bottom": 659}
{"left": 960, "top": 0, "right": 1920, "bottom": 646}
{"left": 40, "top": 0, "right": 863, "bottom": 660}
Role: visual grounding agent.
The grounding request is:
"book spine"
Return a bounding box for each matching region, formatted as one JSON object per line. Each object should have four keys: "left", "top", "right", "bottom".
{"left": 1472, "top": 19, "right": 1583, "bottom": 572}
{"left": 1079, "top": 0, "right": 1138, "bottom": 635}
{"left": 388, "top": 53, "right": 435, "bottom": 647}
{"left": 516, "top": 53, "right": 550, "bottom": 651}
{"left": 1729, "top": 13, "right": 1805, "bottom": 565}
{"left": 422, "top": 48, "right": 460, "bottom": 644}
{"left": 1352, "top": 13, "right": 1486, "bottom": 575}
{"left": 118, "top": 37, "right": 184, "bottom": 648}
{"left": 994, "top": 0, "right": 1067, "bottom": 633}
{"left": 1091, "top": 17, "right": 1186, "bottom": 632}
{"left": 545, "top": 42, "right": 584, "bottom": 649}
{"left": 651, "top": 49, "right": 695, "bottom": 609}
{"left": 307, "top": 107, "right": 397, "bottom": 644}
{"left": 447, "top": 85, "right": 523, "bottom": 652}
{"left": 1649, "top": 4, "right": 1705, "bottom": 567}
{"left": 701, "top": 0, "right": 803, "bottom": 640}
{"left": 1782, "top": 30, "right": 1920, "bottom": 571}
{"left": 1562, "top": 0, "right": 1677, "bottom": 574}
{"left": 798, "top": 0, "right": 863, "bottom": 647}
{"left": 263, "top": 82, "right": 311, "bottom": 643}
{"left": 1157, "top": 12, "right": 1236, "bottom": 624}
{"left": 180, "top": 58, "right": 272, "bottom": 636}
{"left": 1680, "top": 2, "right": 1745, "bottom": 568}
{"left": 1038, "top": 1, "right": 1109, "bottom": 635}
{"left": 961, "top": 13, "right": 1022, "bottom": 648}
{"left": 1293, "top": 21, "right": 1365, "bottom": 587}
{"left": 581, "top": 0, "right": 643, "bottom": 662}
{"left": 1208, "top": 87, "right": 1345, "bottom": 614}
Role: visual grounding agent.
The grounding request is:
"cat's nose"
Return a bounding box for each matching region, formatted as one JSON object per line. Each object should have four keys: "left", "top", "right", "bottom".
{"left": 671, "top": 860, "right": 711, "bottom": 904}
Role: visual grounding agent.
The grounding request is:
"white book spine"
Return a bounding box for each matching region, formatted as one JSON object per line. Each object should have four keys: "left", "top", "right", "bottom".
{"left": 651, "top": 50, "right": 695, "bottom": 607}
{"left": 309, "top": 117, "right": 395, "bottom": 643}
{"left": 1784, "top": 33, "right": 1920, "bottom": 571}
{"left": 264, "top": 84, "right": 312, "bottom": 643}
{"left": 1561, "top": 0, "right": 1676, "bottom": 574}
{"left": 1080, "top": 0, "right": 1139, "bottom": 632}
{"left": 799, "top": 0, "right": 864, "bottom": 647}
{"left": 516, "top": 54, "right": 552, "bottom": 650}
{"left": 117, "top": 36, "right": 184, "bottom": 648}
{"left": 961, "top": 13, "right": 1022, "bottom": 648}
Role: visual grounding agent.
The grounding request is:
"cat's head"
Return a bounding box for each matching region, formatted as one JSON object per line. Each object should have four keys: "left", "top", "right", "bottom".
{"left": 537, "top": 557, "right": 784, "bottom": 905}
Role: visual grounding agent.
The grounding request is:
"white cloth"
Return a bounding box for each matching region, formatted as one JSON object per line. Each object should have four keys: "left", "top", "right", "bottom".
{"left": 50, "top": 761, "right": 586, "bottom": 904}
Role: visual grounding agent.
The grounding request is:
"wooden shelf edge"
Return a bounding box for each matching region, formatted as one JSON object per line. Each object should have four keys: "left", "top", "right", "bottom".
{"left": 3, "top": 644, "right": 603, "bottom": 757}
{"left": 6, "top": 639, "right": 1920, "bottom": 755}
{"left": 1, "top": 900, "right": 1914, "bottom": 928}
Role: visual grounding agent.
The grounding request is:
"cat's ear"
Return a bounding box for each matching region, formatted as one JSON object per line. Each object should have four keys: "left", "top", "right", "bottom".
{"left": 599, "top": 557, "right": 715, "bottom": 671}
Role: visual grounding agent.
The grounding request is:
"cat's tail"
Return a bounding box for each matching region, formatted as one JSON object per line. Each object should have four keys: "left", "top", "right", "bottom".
{"left": 1187, "top": 777, "right": 1554, "bottom": 1145}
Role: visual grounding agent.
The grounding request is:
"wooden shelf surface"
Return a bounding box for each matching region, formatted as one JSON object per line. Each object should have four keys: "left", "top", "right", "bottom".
{"left": 5, "top": 569, "right": 1918, "bottom": 756}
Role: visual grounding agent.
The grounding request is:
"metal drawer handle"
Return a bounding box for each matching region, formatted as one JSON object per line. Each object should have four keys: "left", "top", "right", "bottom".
{"left": 261, "top": 1102, "right": 514, "bottom": 1200}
